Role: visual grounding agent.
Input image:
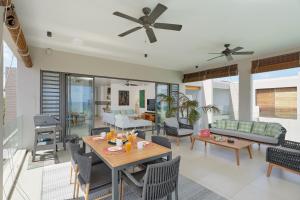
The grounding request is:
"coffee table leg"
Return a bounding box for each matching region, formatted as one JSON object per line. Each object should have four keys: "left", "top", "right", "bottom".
{"left": 235, "top": 149, "right": 240, "bottom": 166}
{"left": 190, "top": 137, "right": 195, "bottom": 150}
{"left": 247, "top": 145, "right": 253, "bottom": 159}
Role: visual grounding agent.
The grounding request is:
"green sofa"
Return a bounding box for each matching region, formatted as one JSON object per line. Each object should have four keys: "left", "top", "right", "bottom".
{"left": 209, "top": 120, "right": 286, "bottom": 145}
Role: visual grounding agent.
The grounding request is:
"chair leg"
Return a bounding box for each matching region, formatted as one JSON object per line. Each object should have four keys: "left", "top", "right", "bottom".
{"left": 70, "top": 165, "right": 73, "bottom": 184}
{"left": 73, "top": 166, "right": 78, "bottom": 199}
{"left": 175, "top": 184, "right": 179, "bottom": 200}
{"left": 120, "top": 178, "right": 124, "bottom": 200}
{"left": 84, "top": 184, "right": 90, "bottom": 200}
{"left": 267, "top": 163, "right": 273, "bottom": 177}
{"left": 75, "top": 179, "right": 80, "bottom": 199}
{"left": 189, "top": 135, "right": 193, "bottom": 143}
{"left": 176, "top": 138, "right": 180, "bottom": 146}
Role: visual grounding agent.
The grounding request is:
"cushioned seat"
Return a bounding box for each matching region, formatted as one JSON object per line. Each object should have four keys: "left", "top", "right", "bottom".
{"left": 238, "top": 132, "right": 278, "bottom": 144}
{"left": 178, "top": 128, "right": 193, "bottom": 136}
{"left": 210, "top": 128, "right": 239, "bottom": 137}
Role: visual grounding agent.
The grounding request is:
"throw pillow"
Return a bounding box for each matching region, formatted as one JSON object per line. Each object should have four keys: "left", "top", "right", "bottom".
{"left": 252, "top": 122, "right": 267, "bottom": 135}
{"left": 225, "top": 120, "right": 239, "bottom": 130}
{"left": 238, "top": 121, "right": 253, "bottom": 133}
{"left": 265, "top": 123, "right": 282, "bottom": 137}
{"left": 216, "top": 120, "right": 226, "bottom": 129}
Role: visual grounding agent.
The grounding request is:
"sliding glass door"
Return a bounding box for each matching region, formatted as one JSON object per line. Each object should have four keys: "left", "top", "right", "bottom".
{"left": 155, "top": 83, "right": 169, "bottom": 134}
{"left": 66, "top": 75, "right": 94, "bottom": 137}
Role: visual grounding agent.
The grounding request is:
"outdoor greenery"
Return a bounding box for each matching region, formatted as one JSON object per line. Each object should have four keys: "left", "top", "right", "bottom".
{"left": 158, "top": 92, "right": 219, "bottom": 125}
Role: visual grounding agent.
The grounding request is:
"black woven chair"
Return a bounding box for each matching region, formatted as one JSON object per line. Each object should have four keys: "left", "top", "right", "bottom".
{"left": 121, "top": 156, "right": 181, "bottom": 200}
{"left": 266, "top": 140, "right": 300, "bottom": 177}
{"left": 75, "top": 152, "right": 112, "bottom": 200}
{"left": 90, "top": 127, "right": 110, "bottom": 136}
{"left": 164, "top": 117, "right": 193, "bottom": 146}
{"left": 66, "top": 142, "right": 103, "bottom": 198}
{"left": 135, "top": 130, "right": 146, "bottom": 139}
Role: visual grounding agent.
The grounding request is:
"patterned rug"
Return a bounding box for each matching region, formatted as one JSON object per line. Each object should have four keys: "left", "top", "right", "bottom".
{"left": 41, "top": 162, "right": 226, "bottom": 200}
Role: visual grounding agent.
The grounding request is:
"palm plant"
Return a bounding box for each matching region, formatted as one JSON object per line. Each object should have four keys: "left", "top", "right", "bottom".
{"left": 158, "top": 92, "right": 220, "bottom": 125}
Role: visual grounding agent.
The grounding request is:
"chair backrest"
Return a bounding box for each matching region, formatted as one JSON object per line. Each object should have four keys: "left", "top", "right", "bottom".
{"left": 151, "top": 136, "right": 171, "bottom": 149}
{"left": 75, "top": 152, "right": 92, "bottom": 184}
{"left": 34, "top": 114, "right": 59, "bottom": 127}
{"left": 90, "top": 127, "right": 110, "bottom": 136}
{"left": 135, "top": 130, "right": 146, "bottom": 139}
{"left": 66, "top": 142, "right": 81, "bottom": 166}
{"left": 142, "top": 156, "right": 181, "bottom": 200}
{"left": 164, "top": 117, "right": 179, "bottom": 129}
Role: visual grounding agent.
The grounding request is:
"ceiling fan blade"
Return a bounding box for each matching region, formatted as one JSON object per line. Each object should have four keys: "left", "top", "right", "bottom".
{"left": 226, "top": 54, "right": 234, "bottom": 61}
{"left": 207, "top": 55, "right": 225, "bottom": 61}
{"left": 153, "top": 23, "right": 182, "bottom": 31}
{"left": 231, "top": 46, "right": 243, "bottom": 52}
{"left": 146, "top": 27, "right": 157, "bottom": 43}
{"left": 118, "top": 27, "right": 142, "bottom": 37}
{"left": 113, "top": 11, "right": 143, "bottom": 24}
{"left": 208, "top": 53, "right": 223, "bottom": 54}
{"left": 149, "top": 3, "right": 167, "bottom": 23}
{"left": 232, "top": 51, "right": 254, "bottom": 55}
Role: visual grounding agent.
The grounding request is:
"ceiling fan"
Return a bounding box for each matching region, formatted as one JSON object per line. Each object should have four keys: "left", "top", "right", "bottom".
{"left": 208, "top": 44, "right": 254, "bottom": 61}
{"left": 125, "top": 80, "right": 138, "bottom": 87}
{"left": 113, "top": 3, "right": 182, "bottom": 43}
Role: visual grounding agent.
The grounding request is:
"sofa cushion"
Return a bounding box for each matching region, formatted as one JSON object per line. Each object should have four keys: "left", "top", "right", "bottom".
{"left": 238, "top": 132, "right": 278, "bottom": 144}
{"left": 127, "top": 109, "right": 134, "bottom": 115}
{"left": 211, "top": 122, "right": 217, "bottom": 128}
{"left": 210, "top": 128, "right": 239, "bottom": 137}
{"left": 265, "top": 123, "right": 282, "bottom": 137}
{"left": 165, "top": 118, "right": 179, "bottom": 129}
{"left": 238, "top": 121, "right": 253, "bottom": 133}
{"left": 178, "top": 128, "right": 193, "bottom": 136}
{"left": 225, "top": 120, "right": 239, "bottom": 130}
{"left": 216, "top": 120, "right": 226, "bottom": 129}
{"left": 252, "top": 122, "right": 267, "bottom": 135}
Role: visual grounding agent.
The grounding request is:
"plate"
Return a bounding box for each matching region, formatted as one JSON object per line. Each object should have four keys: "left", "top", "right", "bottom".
{"left": 140, "top": 141, "right": 150, "bottom": 145}
{"left": 108, "top": 138, "right": 128, "bottom": 145}
{"left": 107, "top": 146, "right": 122, "bottom": 152}
{"left": 92, "top": 136, "right": 105, "bottom": 140}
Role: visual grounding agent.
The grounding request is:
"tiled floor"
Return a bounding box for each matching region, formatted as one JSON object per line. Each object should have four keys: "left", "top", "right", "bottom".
{"left": 11, "top": 132, "right": 300, "bottom": 200}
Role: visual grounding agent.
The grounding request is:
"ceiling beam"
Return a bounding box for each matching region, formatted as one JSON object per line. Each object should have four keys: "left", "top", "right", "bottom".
{"left": 1, "top": 3, "right": 33, "bottom": 68}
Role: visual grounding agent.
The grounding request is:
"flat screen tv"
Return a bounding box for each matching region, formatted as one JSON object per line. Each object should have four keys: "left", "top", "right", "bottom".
{"left": 147, "top": 99, "right": 156, "bottom": 112}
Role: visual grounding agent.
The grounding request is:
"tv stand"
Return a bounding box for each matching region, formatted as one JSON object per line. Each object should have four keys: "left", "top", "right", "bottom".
{"left": 142, "top": 112, "right": 156, "bottom": 122}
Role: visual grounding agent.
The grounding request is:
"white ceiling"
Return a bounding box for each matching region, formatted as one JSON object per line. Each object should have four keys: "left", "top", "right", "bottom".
{"left": 14, "top": 0, "right": 300, "bottom": 72}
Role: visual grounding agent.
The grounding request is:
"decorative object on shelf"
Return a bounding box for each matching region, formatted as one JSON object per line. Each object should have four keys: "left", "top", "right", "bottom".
{"left": 227, "top": 138, "right": 235, "bottom": 144}
{"left": 119, "top": 90, "right": 129, "bottom": 106}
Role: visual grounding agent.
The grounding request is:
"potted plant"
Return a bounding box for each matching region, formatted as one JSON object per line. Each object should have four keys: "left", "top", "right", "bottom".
{"left": 158, "top": 92, "right": 220, "bottom": 125}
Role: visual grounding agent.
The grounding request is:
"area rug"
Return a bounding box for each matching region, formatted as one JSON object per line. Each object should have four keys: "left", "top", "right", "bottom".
{"left": 41, "top": 162, "right": 227, "bottom": 200}
{"left": 27, "top": 150, "right": 60, "bottom": 170}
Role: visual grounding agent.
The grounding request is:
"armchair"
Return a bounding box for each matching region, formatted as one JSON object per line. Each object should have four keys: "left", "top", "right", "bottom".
{"left": 266, "top": 140, "right": 300, "bottom": 177}
{"left": 164, "top": 117, "right": 193, "bottom": 146}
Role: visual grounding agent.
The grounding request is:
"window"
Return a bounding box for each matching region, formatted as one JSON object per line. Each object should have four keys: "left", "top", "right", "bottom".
{"left": 256, "top": 87, "right": 297, "bottom": 119}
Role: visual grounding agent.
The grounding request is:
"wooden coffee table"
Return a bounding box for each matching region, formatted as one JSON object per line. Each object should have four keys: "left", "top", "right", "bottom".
{"left": 190, "top": 135, "right": 254, "bottom": 166}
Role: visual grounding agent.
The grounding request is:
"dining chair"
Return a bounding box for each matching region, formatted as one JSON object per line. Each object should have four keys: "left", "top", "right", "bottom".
{"left": 151, "top": 136, "right": 171, "bottom": 149}
{"left": 135, "top": 130, "right": 146, "bottom": 139}
{"left": 120, "top": 156, "right": 181, "bottom": 200}
{"left": 66, "top": 142, "right": 103, "bottom": 198}
{"left": 75, "top": 152, "right": 112, "bottom": 200}
{"left": 90, "top": 127, "right": 110, "bottom": 136}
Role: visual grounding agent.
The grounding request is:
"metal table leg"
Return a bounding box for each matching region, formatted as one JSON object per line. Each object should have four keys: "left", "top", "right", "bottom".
{"left": 112, "top": 168, "right": 119, "bottom": 200}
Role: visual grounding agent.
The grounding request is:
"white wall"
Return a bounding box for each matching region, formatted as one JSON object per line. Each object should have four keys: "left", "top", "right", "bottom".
{"left": 252, "top": 75, "right": 300, "bottom": 142}
{"left": 17, "top": 46, "right": 182, "bottom": 148}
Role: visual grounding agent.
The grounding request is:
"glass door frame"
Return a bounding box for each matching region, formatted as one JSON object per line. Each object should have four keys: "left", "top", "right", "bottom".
{"left": 65, "top": 73, "right": 95, "bottom": 136}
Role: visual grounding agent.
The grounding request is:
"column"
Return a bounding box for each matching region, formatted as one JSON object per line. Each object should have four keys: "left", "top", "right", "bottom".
{"left": 238, "top": 60, "right": 252, "bottom": 121}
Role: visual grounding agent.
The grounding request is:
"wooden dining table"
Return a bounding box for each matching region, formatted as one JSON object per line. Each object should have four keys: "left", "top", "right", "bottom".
{"left": 82, "top": 136, "right": 172, "bottom": 200}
